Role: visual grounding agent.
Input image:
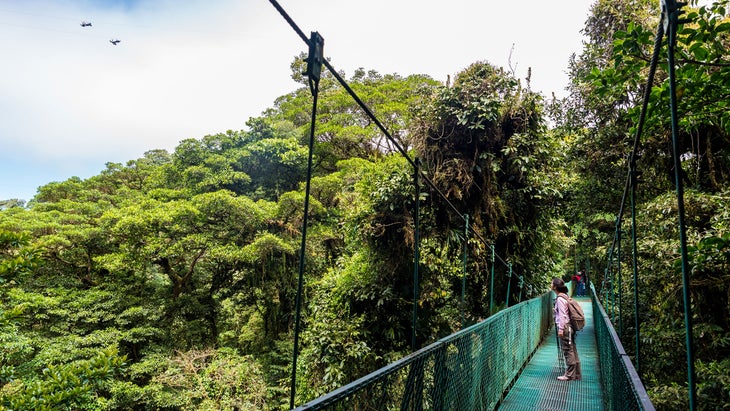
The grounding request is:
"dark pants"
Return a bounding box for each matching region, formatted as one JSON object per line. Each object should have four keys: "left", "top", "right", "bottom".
{"left": 560, "top": 327, "right": 582, "bottom": 380}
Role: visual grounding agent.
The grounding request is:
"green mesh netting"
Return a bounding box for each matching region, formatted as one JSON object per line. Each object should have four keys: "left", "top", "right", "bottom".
{"left": 295, "top": 293, "right": 552, "bottom": 410}
{"left": 592, "top": 285, "right": 654, "bottom": 411}
{"left": 295, "top": 284, "right": 654, "bottom": 411}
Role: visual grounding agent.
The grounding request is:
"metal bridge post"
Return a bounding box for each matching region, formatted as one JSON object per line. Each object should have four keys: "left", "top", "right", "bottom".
{"left": 630, "top": 154, "right": 641, "bottom": 376}
{"left": 489, "top": 245, "right": 495, "bottom": 315}
{"left": 505, "top": 263, "right": 512, "bottom": 307}
{"left": 664, "top": 0, "right": 697, "bottom": 407}
{"left": 461, "top": 214, "right": 469, "bottom": 329}
{"left": 412, "top": 158, "right": 421, "bottom": 352}
{"left": 290, "top": 30, "right": 324, "bottom": 411}
{"left": 618, "top": 227, "right": 623, "bottom": 339}
{"left": 608, "top": 248, "right": 614, "bottom": 323}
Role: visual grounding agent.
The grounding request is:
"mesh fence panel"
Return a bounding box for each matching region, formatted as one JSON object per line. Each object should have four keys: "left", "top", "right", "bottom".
{"left": 295, "top": 293, "right": 553, "bottom": 410}
{"left": 592, "top": 286, "right": 655, "bottom": 411}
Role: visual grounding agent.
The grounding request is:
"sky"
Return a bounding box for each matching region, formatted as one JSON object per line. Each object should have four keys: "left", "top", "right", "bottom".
{"left": 0, "top": 0, "right": 594, "bottom": 203}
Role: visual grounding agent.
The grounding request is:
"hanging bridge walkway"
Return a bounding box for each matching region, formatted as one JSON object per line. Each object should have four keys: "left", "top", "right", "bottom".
{"left": 294, "top": 284, "right": 653, "bottom": 410}
{"left": 499, "top": 296, "right": 603, "bottom": 410}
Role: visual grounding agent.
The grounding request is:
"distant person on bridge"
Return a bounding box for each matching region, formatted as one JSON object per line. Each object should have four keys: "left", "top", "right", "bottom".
{"left": 552, "top": 277, "right": 582, "bottom": 381}
{"left": 573, "top": 270, "right": 586, "bottom": 296}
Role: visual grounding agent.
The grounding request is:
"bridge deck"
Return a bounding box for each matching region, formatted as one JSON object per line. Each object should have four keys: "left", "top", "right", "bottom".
{"left": 498, "top": 297, "right": 605, "bottom": 410}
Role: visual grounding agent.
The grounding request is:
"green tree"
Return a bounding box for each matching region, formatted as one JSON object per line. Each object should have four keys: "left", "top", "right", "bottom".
{"left": 560, "top": 0, "right": 730, "bottom": 407}
{"left": 271, "top": 58, "right": 440, "bottom": 171}
{"left": 411, "top": 61, "right": 564, "bottom": 309}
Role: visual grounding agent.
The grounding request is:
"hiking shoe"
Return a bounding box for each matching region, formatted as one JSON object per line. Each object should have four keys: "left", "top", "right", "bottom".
{"left": 557, "top": 376, "right": 571, "bottom": 381}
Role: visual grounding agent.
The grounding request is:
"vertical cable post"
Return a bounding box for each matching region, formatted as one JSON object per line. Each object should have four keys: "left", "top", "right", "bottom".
{"left": 412, "top": 158, "right": 421, "bottom": 352}
{"left": 489, "top": 244, "right": 495, "bottom": 315}
{"left": 518, "top": 275, "right": 524, "bottom": 303}
{"left": 290, "top": 31, "right": 323, "bottom": 411}
{"left": 664, "top": 0, "right": 696, "bottom": 407}
{"left": 606, "top": 250, "right": 611, "bottom": 315}
{"left": 618, "top": 227, "right": 623, "bottom": 338}
{"left": 461, "top": 214, "right": 469, "bottom": 329}
{"left": 630, "top": 153, "right": 642, "bottom": 376}
{"left": 505, "top": 263, "right": 512, "bottom": 308}
{"left": 608, "top": 245, "right": 616, "bottom": 324}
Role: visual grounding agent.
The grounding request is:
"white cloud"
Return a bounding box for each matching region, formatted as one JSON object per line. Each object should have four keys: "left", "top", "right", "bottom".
{"left": 0, "top": 0, "right": 592, "bottom": 201}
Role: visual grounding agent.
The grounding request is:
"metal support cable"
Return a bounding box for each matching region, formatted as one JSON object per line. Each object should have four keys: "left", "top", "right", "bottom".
{"left": 626, "top": 26, "right": 662, "bottom": 371}
{"left": 665, "top": 0, "right": 697, "bottom": 407}
{"left": 268, "top": 0, "right": 308, "bottom": 44}
{"left": 323, "top": 55, "right": 515, "bottom": 272}
{"left": 268, "top": 0, "right": 516, "bottom": 274}
{"left": 618, "top": 227, "right": 623, "bottom": 339}
{"left": 269, "top": 0, "right": 523, "bottom": 359}
{"left": 505, "top": 263, "right": 512, "bottom": 307}
{"left": 605, "top": 19, "right": 665, "bottom": 265}
{"left": 630, "top": 164, "right": 641, "bottom": 377}
{"left": 412, "top": 158, "right": 421, "bottom": 352}
{"left": 601, "top": 0, "right": 695, "bottom": 403}
{"left": 599, "top": 16, "right": 666, "bottom": 381}
{"left": 608, "top": 246, "right": 616, "bottom": 323}
{"left": 461, "top": 214, "right": 469, "bottom": 329}
{"left": 489, "top": 245, "right": 495, "bottom": 315}
{"left": 290, "top": 76, "right": 320, "bottom": 409}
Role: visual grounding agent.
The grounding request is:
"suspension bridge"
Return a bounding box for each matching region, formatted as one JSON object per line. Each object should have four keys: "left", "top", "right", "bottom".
{"left": 294, "top": 283, "right": 652, "bottom": 410}
{"left": 270, "top": 0, "right": 699, "bottom": 409}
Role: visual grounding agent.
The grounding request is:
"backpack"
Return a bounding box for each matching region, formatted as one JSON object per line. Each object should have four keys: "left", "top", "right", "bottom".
{"left": 558, "top": 294, "right": 585, "bottom": 331}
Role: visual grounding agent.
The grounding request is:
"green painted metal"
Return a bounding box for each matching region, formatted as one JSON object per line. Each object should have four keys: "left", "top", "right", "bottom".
{"left": 622, "top": 3, "right": 665, "bottom": 379}
{"left": 618, "top": 227, "right": 623, "bottom": 339}
{"left": 611, "top": 247, "right": 616, "bottom": 324}
{"left": 294, "top": 293, "right": 553, "bottom": 410}
{"left": 291, "top": 67, "right": 321, "bottom": 409}
{"left": 630, "top": 157, "right": 642, "bottom": 377}
{"left": 592, "top": 284, "right": 655, "bottom": 410}
{"left": 490, "top": 244, "right": 495, "bottom": 315}
{"left": 505, "top": 263, "right": 512, "bottom": 308}
{"left": 665, "top": 1, "right": 697, "bottom": 407}
{"left": 412, "top": 158, "right": 421, "bottom": 352}
{"left": 608, "top": 250, "right": 614, "bottom": 323}
{"left": 296, "top": 285, "right": 655, "bottom": 411}
{"left": 461, "top": 214, "right": 469, "bottom": 329}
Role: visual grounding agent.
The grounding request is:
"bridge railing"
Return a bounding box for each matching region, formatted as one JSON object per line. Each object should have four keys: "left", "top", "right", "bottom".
{"left": 294, "top": 292, "right": 553, "bottom": 410}
{"left": 297, "top": 283, "right": 654, "bottom": 410}
{"left": 592, "top": 284, "right": 655, "bottom": 411}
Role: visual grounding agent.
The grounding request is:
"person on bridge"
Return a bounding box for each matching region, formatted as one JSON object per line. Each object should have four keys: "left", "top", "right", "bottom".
{"left": 552, "top": 277, "right": 582, "bottom": 381}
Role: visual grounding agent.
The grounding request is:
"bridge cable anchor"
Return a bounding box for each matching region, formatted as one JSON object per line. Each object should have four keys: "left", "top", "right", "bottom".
{"left": 303, "top": 31, "right": 324, "bottom": 82}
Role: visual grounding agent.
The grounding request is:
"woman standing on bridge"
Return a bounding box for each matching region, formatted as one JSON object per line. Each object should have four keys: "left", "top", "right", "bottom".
{"left": 552, "top": 277, "right": 582, "bottom": 381}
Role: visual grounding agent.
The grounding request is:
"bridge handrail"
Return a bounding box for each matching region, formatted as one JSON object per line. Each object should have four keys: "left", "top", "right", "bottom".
{"left": 592, "top": 283, "right": 655, "bottom": 411}
{"left": 294, "top": 291, "right": 553, "bottom": 410}
{"left": 296, "top": 282, "right": 656, "bottom": 410}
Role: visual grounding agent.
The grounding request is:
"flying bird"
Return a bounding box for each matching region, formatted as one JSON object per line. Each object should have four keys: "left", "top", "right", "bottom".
{"left": 109, "top": 39, "right": 121, "bottom": 45}
{"left": 80, "top": 21, "right": 92, "bottom": 27}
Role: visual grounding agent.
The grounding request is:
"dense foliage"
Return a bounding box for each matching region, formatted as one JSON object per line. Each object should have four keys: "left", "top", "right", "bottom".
{"left": 559, "top": 0, "right": 730, "bottom": 409}
{"left": 0, "top": 1, "right": 728, "bottom": 409}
